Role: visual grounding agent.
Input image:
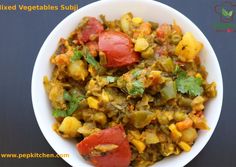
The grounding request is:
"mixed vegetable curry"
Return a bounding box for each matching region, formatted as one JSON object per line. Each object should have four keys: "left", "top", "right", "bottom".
{"left": 44, "top": 13, "right": 217, "bottom": 167}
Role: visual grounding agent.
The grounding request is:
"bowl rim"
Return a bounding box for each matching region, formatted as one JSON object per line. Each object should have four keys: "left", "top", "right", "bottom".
{"left": 31, "top": 0, "right": 223, "bottom": 166}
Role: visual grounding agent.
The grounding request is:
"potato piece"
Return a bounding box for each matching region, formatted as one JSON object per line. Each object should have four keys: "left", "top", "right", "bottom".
{"left": 77, "top": 122, "right": 100, "bottom": 137}
{"left": 191, "top": 96, "right": 205, "bottom": 111}
{"left": 174, "top": 111, "right": 187, "bottom": 122}
{"left": 134, "top": 38, "right": 149, "bottom": 52}
{"left": 68, "top": 60, "right": 88, "bottom": 81}
{"left": 120, "top": 13, "right": 132, "bottom": 34}
{"left": 189, "top": 113, "right": 209, "bottom": 130}
{"left": 175, "top": 32, "right": 203, "bottom": 62}
{"left": 87, "top": 96, "right": 99, "bottom": 109}
{"left": 181, "top": 127, "right": 198, "bottom": 144}
{"left": 81, "top": 109, "right": 94, "bottom": 122}
{"left": 48, "top": 83, "right": 65, "bottom": 109}
{"left": 58, "top": 117, "right": 82, "bottom": 138}
{"left": 157, "top": 110, "right": 169, "bottom": 125}
{"left": 143, "top": 130, "right": 159, "bottom": 144}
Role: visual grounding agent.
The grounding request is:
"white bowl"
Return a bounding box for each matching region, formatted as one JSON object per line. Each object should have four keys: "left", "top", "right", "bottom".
{"left": 31, "top": 0, "right": 223, "bottom": 166}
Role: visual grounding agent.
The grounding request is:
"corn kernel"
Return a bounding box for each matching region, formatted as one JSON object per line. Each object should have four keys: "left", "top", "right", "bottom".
{"left": 134, "top": 38, "right": 149, "bottom": 52}
{"left": 101, "top": 90, "right": 109, "bottom": 103}
{"left": 131, "top": 139, "right": 146, "bottom": 153}
{"left": 169, "top": 124, "right": 182, "bottom": 141}
{"left": 178, "top": 141, "right": 191, "bottom": 152}
{"left": 132, "top": 17, "right": 143, "bottom": 26}
{"left": 129, "top": 130, "right": 141, "bottom": 140}
{"left": 195, "top": 73, "right": 203, "bottom": 80}
{"left": 87, "top": 96, "right": 99, "bottom": 109}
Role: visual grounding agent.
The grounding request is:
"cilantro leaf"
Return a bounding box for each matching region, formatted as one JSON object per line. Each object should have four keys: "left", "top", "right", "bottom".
{"left": 107, "top": 76, "right": 117, "bottom": 83}
{"left": 53, "top": 90, "right": 85, "bottom": 117}
{"left": 67, "top": 94, "right": 85, "bottom": 115}
{"left": 175, "top": 68, "right": 203, "bottom": 96}
{"left": 67, "top": 102, "right": 79, "bottom": 116}
{"left": 52, "top": 109, "right": 68, "bottom": 117}
{"left": 129, "top": 80, "right": 144, "bottom": 96}
{"left": 72, "top": 95, "right": 85, "bottom": 104}
{"left": 132, "top": 69, "right": 141, "bottom": 78}
{"left": 70, "top": 48, "right": 83, "bottom": 62}
{"left": 174, "top": 65, "right": 187, "bottom": 78}
{"left": 84, "top": 47, "right": 100, "bottom": 70}
{"left": 63, "top": 91, "right": 72, "bottom": 101}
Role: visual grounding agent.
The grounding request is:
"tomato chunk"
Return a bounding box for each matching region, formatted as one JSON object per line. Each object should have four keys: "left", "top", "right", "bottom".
{"left": 98, "top": 31, "right": 139, "bottom": 67}
{"left": 80, "top": 17, "right": 104, "bottom": 43}
{"left": 77, "top": 125, "right": 131, "bottom": 167}
{"left": 156, "top": 23, "right": 171, "bottom": 42}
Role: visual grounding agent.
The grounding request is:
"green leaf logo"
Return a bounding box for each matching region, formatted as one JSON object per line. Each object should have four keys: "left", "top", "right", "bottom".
{"left": 222, "top": 8, "right": 234, "bottom": 17}
{"left": 228, "top": 10, "right": 233, "bottom": 17}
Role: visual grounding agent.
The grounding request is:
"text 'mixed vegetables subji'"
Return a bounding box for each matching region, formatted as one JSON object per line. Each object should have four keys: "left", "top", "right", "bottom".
{"left": 0, "top": 153, "right": 70, "bottom": 159}
{"left": 0, "top": 4, "right": 78, "bottom": 12}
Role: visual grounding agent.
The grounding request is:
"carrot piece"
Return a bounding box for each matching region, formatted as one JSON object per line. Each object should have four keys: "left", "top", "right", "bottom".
{"left": 139, "top": 22, "right": 152, "bottom": 35}
{"left": 54, "top": 54, "right": 70, "bottom": 65}
{"left": 176, "top": 118, "right": 193, "bottom": 131}
{"left": 134, "top": 22, "right": 152, "bottom": 38}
